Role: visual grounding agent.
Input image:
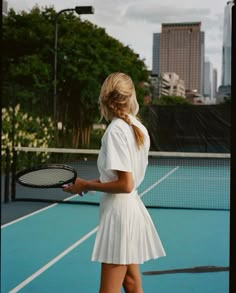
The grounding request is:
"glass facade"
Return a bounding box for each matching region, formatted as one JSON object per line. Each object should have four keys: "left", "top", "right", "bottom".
{"left": 153, "top": 22, "right": 204, "bottom": 95}
{"left": 221, "top": 1, "right": 233, "bottom": 86}
{"left": 152, "top": 33, "right": 160, "bottom": 75}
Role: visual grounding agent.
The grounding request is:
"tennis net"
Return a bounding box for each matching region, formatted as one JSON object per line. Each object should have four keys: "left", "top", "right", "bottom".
{"left": 11, "top": 147, "right": 230, "bottom": 210}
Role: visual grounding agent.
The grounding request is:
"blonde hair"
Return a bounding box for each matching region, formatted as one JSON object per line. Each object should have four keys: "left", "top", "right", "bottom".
{"left": 99, "top": 72, "right": 144, "bottom": 148}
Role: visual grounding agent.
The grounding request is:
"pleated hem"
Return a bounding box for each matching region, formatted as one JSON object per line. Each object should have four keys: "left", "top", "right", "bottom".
{"left": 91, "top": 192, "right": 166, "bottom": 264}
{"left": 91, "top": 252, "right": 166, "bottom": 265}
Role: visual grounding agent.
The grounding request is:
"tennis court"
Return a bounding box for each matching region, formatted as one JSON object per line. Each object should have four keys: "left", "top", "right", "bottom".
{"left": 1, "top": 148, "right": 230, "bottom": 292}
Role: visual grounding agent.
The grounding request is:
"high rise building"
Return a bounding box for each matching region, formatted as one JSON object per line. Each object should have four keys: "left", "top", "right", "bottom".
{"left": 212, "top": 69, "right": 218, "bottom": 99}
{"left": 152, "top": 22, "right": 205, "bottom": 95}
{"left": 152, "top": 33, "right": 160, "bottom": 76}
{"left": 204, "top": 61, "right": 213, "bottom": 98}
{"left": 221, "top": 1, "right": 233, "bottom": 86}
{"left": 3, "top": 1, "right": 8, "bottom": 16}
{"left": 160, "top": 72, "right": 185, "bottom": 97}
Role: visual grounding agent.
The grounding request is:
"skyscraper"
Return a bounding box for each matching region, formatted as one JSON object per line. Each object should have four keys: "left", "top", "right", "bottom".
{"left": 152, "top": 22, "right": 205, "bottom": 95}
{"left": 221, "top": 1, "right": 233, "bottom": 86}
{"left": 204, "top": 61, "right": 213, "bottom": 98}
{"left": 152, "top": 33, "right": 160, "bottom": 76}
{"left": 212, "top": 68, "right": 218, "bottom": 99}
{"left": 3, "top": 1, "right": 8, "bottom": 15}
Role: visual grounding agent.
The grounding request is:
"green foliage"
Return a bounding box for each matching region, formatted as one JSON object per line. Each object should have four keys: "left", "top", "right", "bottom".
{"left": 157, "top": 95, "right": 191, "bottom": 105}
{"left": 2, "top": 6, "right": 149, "bottom": 148}
{"left": 1, "top": 104, "right": 55, "bottom": 168}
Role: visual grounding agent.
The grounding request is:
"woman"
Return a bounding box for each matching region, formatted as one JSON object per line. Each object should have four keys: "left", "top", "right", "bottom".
{"left": 63, "top": 72, "right": 166, "bottom": 293}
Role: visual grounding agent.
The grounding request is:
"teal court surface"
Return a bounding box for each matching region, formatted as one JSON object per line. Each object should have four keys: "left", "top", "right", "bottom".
{"left": 1, "top": 151, "right": 230, "bottom": 292}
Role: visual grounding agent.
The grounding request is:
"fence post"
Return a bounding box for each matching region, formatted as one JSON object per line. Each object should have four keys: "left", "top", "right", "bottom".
{"left": 11, "top": 148, "right": 17, "bottom": 201}
{"left": 4, "top": 148, "right": 10, "bottom": 203}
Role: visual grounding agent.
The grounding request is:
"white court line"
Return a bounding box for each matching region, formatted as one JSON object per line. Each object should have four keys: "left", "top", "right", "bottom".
{"left": 140, "top": 166, "right": 179, "bottom": 198}
{"left": 1, "top": 194, "right": 78, "bottom": 229}
{"left": 8, "top": 227, "right": 98, "bottom": 293}
{"left": 7, "top": 167, "right": 179, "bottom": 292}
{"left": 2, "top": 167, "right": 179, "bottom": 229}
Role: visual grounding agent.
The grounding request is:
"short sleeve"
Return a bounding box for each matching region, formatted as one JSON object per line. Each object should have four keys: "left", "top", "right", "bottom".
{"left": 104, "top": 130, "right": 132, "bottom": 172}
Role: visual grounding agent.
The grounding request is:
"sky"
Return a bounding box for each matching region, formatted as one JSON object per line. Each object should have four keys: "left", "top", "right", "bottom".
{"left": 6, "top": 0, "right": 229, "bottom": 87}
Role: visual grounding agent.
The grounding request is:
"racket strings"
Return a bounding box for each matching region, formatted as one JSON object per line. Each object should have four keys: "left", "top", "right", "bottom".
{"left": 18, "top": 168, "right": 75, "bottom": 187}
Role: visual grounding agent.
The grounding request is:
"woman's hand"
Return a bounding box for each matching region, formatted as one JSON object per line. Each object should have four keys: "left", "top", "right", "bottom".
{"left": 62, "top": 172, "right": 133, "bottom": 196}
{"left": 62, "top": 178, "right": 88, "bottom": 196}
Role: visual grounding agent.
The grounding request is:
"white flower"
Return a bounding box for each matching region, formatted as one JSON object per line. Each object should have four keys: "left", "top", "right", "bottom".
{"left": 15, "top": 104, "right": 20, "bottom": 114}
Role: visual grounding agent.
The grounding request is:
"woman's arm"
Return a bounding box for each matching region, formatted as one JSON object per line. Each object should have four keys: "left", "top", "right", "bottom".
{"left": 62, "top": 171, "right": 134, "bottom": 195}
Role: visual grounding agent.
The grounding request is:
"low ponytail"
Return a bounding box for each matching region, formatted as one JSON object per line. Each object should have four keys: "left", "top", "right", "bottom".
{"left": 99, "top": 72, "right": 145, "bottom": 148}
{"left": 115, "top": 111, "right": 144, "bottom": 149}
{"left": 131, "top": 124, "right": 145, "bottom": 149}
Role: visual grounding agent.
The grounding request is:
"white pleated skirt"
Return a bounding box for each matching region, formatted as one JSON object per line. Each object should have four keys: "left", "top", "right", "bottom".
{"left": 91, "top": 191, "right": 166, "bottom": 265}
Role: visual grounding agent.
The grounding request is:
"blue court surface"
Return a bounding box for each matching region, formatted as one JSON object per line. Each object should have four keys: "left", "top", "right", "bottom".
{"left": 1, "top": 157, "right": 230, "bottom": 292}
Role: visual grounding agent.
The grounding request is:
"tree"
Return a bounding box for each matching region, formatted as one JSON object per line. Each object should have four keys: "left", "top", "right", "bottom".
{"left": 2, "top": 7, "right": 55, "bottom": 116}
{"left": 157, "top": 95, "right": 191, "bottom": 105}
{"left": 2, "top": 6, "right": 149, "bottom": 148}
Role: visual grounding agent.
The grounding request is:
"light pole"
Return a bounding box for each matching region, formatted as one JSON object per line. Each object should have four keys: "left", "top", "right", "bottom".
{"left": 53, "top": 6, "right": 94, "bottom": 122}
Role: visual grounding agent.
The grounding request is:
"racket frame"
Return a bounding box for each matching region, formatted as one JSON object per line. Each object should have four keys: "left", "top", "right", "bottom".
{"left": 16, "top": 164, "right": 77, "bottom": 188}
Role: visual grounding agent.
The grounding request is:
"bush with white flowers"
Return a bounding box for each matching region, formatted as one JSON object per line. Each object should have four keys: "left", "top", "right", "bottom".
{"left": 1, "top": 104, "right": 54, "bottom": 169}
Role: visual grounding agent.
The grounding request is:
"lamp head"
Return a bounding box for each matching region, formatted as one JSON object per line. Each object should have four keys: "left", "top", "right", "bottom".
{"left": 75, "top": 6, "right": 94, "bottom": 15}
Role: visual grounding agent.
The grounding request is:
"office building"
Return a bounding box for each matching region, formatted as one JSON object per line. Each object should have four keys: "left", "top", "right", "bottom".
{"left": 221, "top": 1, "right": 233, "bottom": 86}
{"left": 3, "top": 1, "right": 8, "bottom": 15}
{"left": 204, "top": 61, "right": 213, "bottom": 98}
{"left": 217, "top": 85, "right": 231, "bottom": 104}
{"left": 160, "top": 72, "right": 185, "bottom": 97}
{"left": 153, "top": 22, "right": 205, "bottom": 95}
{"left": 212, "top": 69, "right": 218, "bottom": 99}
{"left": 152, "top": 33, "right": 161, "bottom": 75}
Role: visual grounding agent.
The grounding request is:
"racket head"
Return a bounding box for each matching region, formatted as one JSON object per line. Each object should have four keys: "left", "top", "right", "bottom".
{"left": 16, "top": 164, "right": 77, "bottom": 188}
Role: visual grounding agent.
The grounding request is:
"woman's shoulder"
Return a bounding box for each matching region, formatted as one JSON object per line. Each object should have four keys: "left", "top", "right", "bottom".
{"left": 102, "top": 119, "right": 126, "bottom": 141}
{"left": 105, "top": 115, "right": 148, "bottom": 136}
{"left": 108, "top": 117, "right": 128, "bottom": 131}
{"left": 129, "top": 115, "right": 149, "bottom": 134}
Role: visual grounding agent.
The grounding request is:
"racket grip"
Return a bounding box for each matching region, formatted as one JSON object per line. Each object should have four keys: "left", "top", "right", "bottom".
{"left": 62, "top": 184, "right": 72, "bottom": 188}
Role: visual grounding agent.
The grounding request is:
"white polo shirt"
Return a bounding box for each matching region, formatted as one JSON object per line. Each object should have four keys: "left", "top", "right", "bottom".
{"left": 97, "top": 114, "right": 150, "bottom": 190}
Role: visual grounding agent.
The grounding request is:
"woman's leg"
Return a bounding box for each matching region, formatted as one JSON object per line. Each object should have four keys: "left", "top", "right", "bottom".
{"left": 123, "top": 264, "right": 143, "bottom": 293}
{"left": 99, "top": 263, "right": 127, "bottom": 293}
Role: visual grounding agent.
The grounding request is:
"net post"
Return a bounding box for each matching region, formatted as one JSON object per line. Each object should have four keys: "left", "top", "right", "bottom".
{"left": 11, "top": 148, "right": 17, "bottom": 201}
{"left": 4, "top": 147, "right": 10, "bottom": 203}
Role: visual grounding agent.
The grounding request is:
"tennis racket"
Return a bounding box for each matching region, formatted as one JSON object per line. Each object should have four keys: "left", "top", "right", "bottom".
{"left": 16, "top": 164, "right": 77, "bottom": 188}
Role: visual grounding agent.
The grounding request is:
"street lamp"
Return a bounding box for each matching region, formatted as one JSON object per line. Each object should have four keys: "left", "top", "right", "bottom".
{"left": 53, "top": 6, "right": 94, "bottom": 122}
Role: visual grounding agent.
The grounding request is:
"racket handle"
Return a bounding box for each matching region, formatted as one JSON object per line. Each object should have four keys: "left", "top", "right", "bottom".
{"left": 62, "top": 185, "right": 96, "bottom": 196}
{"left": 62, "top": 184, "right": 72, "bottom": 188}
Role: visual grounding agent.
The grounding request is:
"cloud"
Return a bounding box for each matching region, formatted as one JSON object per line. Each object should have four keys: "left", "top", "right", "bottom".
{"left": 120, "top": 3, "right": 223, "bottom": 77}
{"left": 125, "top": 4, "right": 210, "bottom": 24}
{"left": 7, "top": 0, "right": 224, "bottom": 84}
{"left": 8, "top": 0, "right": 31, "bottom": 12}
